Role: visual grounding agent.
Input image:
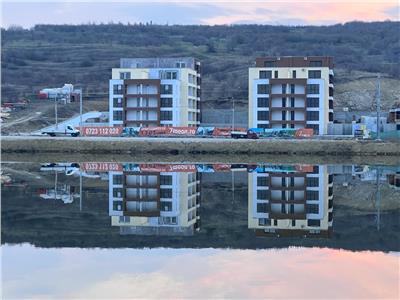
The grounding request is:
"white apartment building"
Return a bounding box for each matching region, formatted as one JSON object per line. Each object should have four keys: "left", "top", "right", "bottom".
{"left": 109, "top": 57, "right": 201, "bottom": 128}
{"left": 249, "top": 56, "right": 334, "bottom": 135}
{"left": 108, "top": 170, "right": 201, "bottom": 236}
{"left": 248, "top": 165, "right": 334, "bottom": 238}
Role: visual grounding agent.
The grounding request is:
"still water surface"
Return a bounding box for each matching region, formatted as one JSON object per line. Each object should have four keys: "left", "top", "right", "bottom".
{"left": 1, "top": 161, "right": 399, "bottom": 299}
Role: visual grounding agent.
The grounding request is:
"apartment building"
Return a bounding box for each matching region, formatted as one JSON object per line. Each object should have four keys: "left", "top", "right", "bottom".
{"left": 108, "top": 170, "right": 201, "bottom": 236}
{"left": 248, "top": 165, "right": 334, "bottom": 238}
{"left": 109, "top": 57, "right": 201, "bottom": 127}
{"left": 248, "top": 56, "right": 334, "bottom": 135}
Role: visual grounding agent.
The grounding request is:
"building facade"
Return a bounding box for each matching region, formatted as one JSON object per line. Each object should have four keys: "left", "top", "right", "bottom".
{"left": 248, "top": 56, "right": 334, "bottom": 135}
{"left": 109, "top": 57, "right": 201, "bottom": 128}
{"left": 108, "top": 170, "right": 201, "bottom": 236}
{"left": 248, "top": 165, "right": 334, "bottom": 238}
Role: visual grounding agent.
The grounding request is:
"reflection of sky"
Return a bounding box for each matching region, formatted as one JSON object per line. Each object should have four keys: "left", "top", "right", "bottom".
{"left": 1, "top": 1, "right": 399, "bottom": 28}
{"left": 2, "top": 244, "right": 399, "bottom": 299}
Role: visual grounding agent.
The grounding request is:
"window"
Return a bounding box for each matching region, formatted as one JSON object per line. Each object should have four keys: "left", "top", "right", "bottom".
{"left": 258, "top": 124, "right": 269, "bottom": 128}
{"left": 113, "top": 201, "right": 123, "bottom": 211}
{"left": 161, "top": 84, "right": 173, "bottom": 94}
{"left": 264, "top": 61, "right": 276, "bottom": 67}
{"left": 308, "top": 70, "right": 321, "bottom": 79}
{"left": 160, "top": 97, "right": 173, "bottom": 107}
{"left": 310, "top": 61, "right": 322, "bottom": 67}
{"left": 257, "top": 97, "right": 269, "bottom": 107}
{"left": 160, "top": 188, "right": 172, "bottom": 198}
{"left": 119, "top": 72, "right": 131, "bottom": 79}
{"left": 113, "top": 175, "right": 123, "bottom": 185}
{"left": 176, "top": 62, "right": 186, "bottom": 68}
{"left": 306, "top": 111, "right": 319, "bottom": 121}
{"left": 161, "top": 201, "right": 173, "bottom": 211}
{"left": 113, "top": 97, "right": 123, "bottom": 107}
{"left": 291, "top": 219, "right": 296, "bottom": 226}
{"left": 113, "top": 84, "right": 123, "bottom": 95}
{"left": 282, "top": 111, "right": 286, "bottom": 120}
{"left": 313, "top": 166, "right": 319, "bottom": 173}
{"left": 290, "top": 111, "right": 295, "bottom": 120}
{"left": 282, "top": 84, "right": 286, "bottom": 94}
{"left": 161, "top": 71, "right": 177, "bottom": 80}
{"left": 113, "top": 110, "right": 123, "bottom": 121}
{"left": 257, "top": 203, "right": 268, "bottom": 213}
{"left": 119, "top": 216, "right": 130, "bottom": 223}
{"left": 306, "top": 204, "right": 319, "bottom": 214}
{"left": 292, "top": 70, "right": 297, "bottom": 78}
{"left": 306, "top": 124, "right": 319, "bottom": 134}
{"left": 257, "top": 177, "right": 268, "bottom": 186}
{"left": 306, "top": 177, "right": 319, "bottom": 187}
{"left": 306, "top": 190, "right": 319, "bottom": 200}
{"left": 306, "top": 97, "right": 319, "bottom": 107}
{"left": 308, "top": 219, "right": 321, "bottom": 227}
{"left": 306, "top": 84, "right": 319, "bottom": 94}
{"left": 113, "top": 188, "right": 123, "bottom": 198}
{"left": 257, "top": 111, "right": 269, "bottom": 121}
{"left": 257, "top": 190, "right": 268, "bottom": 199}
{"left": 290, "top": 97, "right": 295, "bottom": 107}
{"left": 160, "top": 175, "right": 172, "bottom": 185}
{"left": 282, "top": 98, "right": 286, "bottom": 107}
{"left": 257, "top": 84, "right": 270, "bottom": 94}
{"left": 259, "top": 70, "right": 272, "bottom": 79}
{"left": 160, "top": 111, "right": 173, "bottom": 121}
{"left": 274, "top": 70, "right": 278, "bottom": 78}
{"left": 290, "top": 84, "right": 295, "bottom": 94}
{"left": 259, "top": 218, "right": 271, "bottom": 226}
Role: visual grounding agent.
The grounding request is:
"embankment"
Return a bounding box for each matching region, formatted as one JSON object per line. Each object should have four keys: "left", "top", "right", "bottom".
{"left": 1, "top": 136, "right": 399, "bottom": 158}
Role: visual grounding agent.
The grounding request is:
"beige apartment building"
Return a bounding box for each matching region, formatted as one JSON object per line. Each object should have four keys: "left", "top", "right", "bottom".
{"left": 248, "top": 56, "right": 334, "bottom": 134}
{"left": 109, "top": 57, "right": 201, "bottom": 128}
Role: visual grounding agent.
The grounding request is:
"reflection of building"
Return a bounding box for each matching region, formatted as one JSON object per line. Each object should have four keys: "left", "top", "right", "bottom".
{"left": 387, "top": 173, "right": 400, "bottom": 190}
{"left": 248, "top": 165, "right": 333, "bottom": 238}
{"left": 108, "top": 171, "right": 201, "bottom": 235}
{"left": 388, "top": 101, "right": 400, "bottom": 130}
{"left": 109, "top": 57, "right": 201, "bottom": 127}
{"left": 248, "top": 56, "right": 334, "bottom": 134}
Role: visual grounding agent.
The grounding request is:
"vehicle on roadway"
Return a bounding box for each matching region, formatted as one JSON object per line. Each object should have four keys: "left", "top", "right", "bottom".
{"left": 231, "top": 129, "right": 259, "bottom": 139}
{"left": 40, "top": 163, "right": 81, "bottom": 175}
{"left": 41, "top": 125, "right": 80, "bottom": 137}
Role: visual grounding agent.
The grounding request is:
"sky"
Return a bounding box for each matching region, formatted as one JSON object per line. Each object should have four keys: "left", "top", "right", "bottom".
{"left": 1, "top": 0, "right": 399, "bottom": 29}
{"left": 2, "top": 244, "right": 399, "bottom": 298}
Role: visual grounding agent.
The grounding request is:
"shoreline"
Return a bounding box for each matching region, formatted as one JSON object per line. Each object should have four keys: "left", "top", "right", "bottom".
{"left": 1, "top": 136, "right": 399, "bottom": 159}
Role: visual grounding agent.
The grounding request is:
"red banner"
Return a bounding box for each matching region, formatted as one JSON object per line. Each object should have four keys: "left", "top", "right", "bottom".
{"left": 139, "top": 127, "right": 167, "bottom": 136}
{"left": 213, "top": 164, "right": 232, "bottom": 172}
{"left": 295, "top": 165, "right": 314, "bottom": 173}
{"left": 81, "top": 162, "right": 123, "bottom": 172}
{"left": 295, "top": 128, "right": 314, "bottom": 138}
{"left": 80, "top": 126, "right": 122, "bottom": 136}
{"left": 166, "top": 127, "right": 197, "bottom": 135}
{"left": 213, "top": 128, "right": 246, "bottom": 136}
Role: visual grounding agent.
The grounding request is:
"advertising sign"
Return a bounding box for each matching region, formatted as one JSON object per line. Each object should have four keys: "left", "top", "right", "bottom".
{"left": 81, "top": 162, "right": 123, "bottom": 172}
{"left": 80, "top": 126, "right": 122, "bottom": 136}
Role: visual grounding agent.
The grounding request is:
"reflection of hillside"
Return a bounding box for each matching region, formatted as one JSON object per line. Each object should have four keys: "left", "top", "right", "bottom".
{"left": 334, "top": 182, "right": 400, "bottom": 214}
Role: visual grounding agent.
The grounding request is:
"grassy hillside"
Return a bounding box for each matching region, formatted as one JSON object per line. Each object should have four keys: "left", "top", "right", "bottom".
{"left": 2, "top": 21, "right": 399, "bottom": 109}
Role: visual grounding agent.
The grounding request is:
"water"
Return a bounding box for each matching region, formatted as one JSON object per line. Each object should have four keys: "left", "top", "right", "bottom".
{"left": 1, "top": 160, "right": 399, "bottom": 298}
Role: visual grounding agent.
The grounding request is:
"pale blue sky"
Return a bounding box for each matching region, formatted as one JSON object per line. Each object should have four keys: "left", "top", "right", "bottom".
{"left": 1, "top": 0, "right": 398, "bottom": 28}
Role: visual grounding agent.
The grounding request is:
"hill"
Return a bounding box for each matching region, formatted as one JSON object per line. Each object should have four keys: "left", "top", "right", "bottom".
{"left": 2, "top": 21, "right": 399, "bottom": 109}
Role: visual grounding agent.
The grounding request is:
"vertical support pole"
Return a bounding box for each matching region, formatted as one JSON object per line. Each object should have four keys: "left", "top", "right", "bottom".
{"left": 79, "top": 88, "right": 83, "bottom": 136}
{"left": 376, "top": 74, "right": 381, "bottom": 140}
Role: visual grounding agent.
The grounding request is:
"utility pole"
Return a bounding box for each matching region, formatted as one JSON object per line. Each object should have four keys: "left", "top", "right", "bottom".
{"left": 232, "top": 97, "right": 235, "bottom": 130}
{"left": 78, "top": 88, "right": 83, "bottom": 136}
{"left": 79, "top": 171, "right": 83, "bottom": 211}
{"left": 54, "top": 95, "right": 58, "bottom": 129}
{"left": 375, "top": 166, "right": 381, "bottom": 231}
{"left": 376, "top": 74, "right": 381, "bottom": 140}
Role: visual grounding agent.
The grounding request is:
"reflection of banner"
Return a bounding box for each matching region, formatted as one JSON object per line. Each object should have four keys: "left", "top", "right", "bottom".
{"left": 81, "top": 162, "right": 123, "bottom": 172}
{"left": 166, "top": 127, "right": 197, "bottom": 135}
{"left": 139, "top": 164, "right": 197, "bottom": 173}
{"left": 295, "top": 128, "right": 314, "bottom": 138}
{"left": 80, "top": 126, "right": 122, "bottom": 136}
{"left": 123, "top": 127, "right": 140, "bottom": 137}
{"left": 213, "top": 164, "right": 232, "bottom": 172}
